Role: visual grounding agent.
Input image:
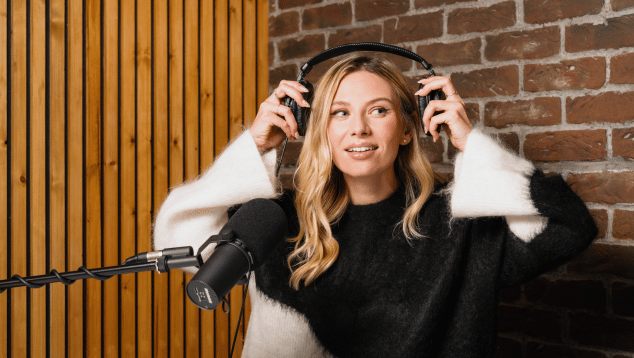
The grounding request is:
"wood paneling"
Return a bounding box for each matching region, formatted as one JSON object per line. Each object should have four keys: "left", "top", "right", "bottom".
{"left": 0, "top": 0, "right": 268, "bottom": 356}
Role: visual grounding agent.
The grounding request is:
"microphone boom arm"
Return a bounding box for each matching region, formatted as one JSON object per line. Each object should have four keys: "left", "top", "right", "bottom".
{"left": 0, "top": 246, "right": 202, "bottom": 293}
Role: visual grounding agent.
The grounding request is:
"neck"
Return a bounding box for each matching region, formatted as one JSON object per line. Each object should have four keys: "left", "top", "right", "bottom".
{"left": 344, "top": 170, "right": 399, "bottom": 205}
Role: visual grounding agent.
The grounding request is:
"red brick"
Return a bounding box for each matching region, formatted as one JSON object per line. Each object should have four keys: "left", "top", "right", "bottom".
{"left": 464, "top": 102, "right": 480, "bottom": 124}
{"left": 419, "top": 136, "right": 444, "bottom": 163}
{"left": 612, "top": 282, "right": 634, "bottom": 317}
{"left": 567, "top": 92, "right": 634, "bottom": 124}
{"left": 498, "top": 304, "right": 563, "bottom": 342}
{"left": 566, "top": 13, "right": 634, "bottom": 52}
{"left": 416, "top": 38, "right": 481, "bottom": 67}
{"left": 354, "top": 0, "right": 409, "bottom": 22}
{"left": 451, "top": 66, "right": 519, "bottom": 98}
{"left": 276, "top": 138, "right": 303, "bottom": 167}
{"left": 567, "top": 243, "right": 634, "bottom": 279}
{"left": 610, "top": 52, "right": 634, "bottom": 84}
{"left": 525, "top": 0, "right": 604, "bottom": 24}
{"left": 613, "top": 209, "right": 634, "bottom": 241}
{"left": 524, "top": 277, "right": 606, "bottom": 312}
{"left": 497, "top": 132, "right": 520, "bottom": 154}
{"left": 279, "top": 34, "right": 326, "bottom": 61}
{"left": 567, "top": 171, "right": 634, "bottom": 205}
{"left": 524, "top": 130, "right": 606, "bottom": 162}
{"left": 589, "top": 209, "right": 608, "bottom": 239}
{"left": 569, "top": 311, "right": 634, "bottom": 351}
{"left": 415, "top": 0, "right": 472, "bottom": 9}
{"left": 484, "top": 97, "right": 561, "bottom": 128}
{"left": 269, "top": 41, "right": 275, "bottom": 67}
{"left": 329, "top": 25, "right": 382, "bottom": 48}
{"left": 485, "top": 27, "right": 559, "bottom": 61}
{"left": 279, "top": 0, "right": 323, "bottom": 10}
{"left": 613, "top": 128, "right": 634, "bottom": 160}
{"left": 269, "top": 11, "right": 300, "bottom": 37}
{"left": 269, "top": 64, "right": 298, "bottom": 89}
{"left": 448, "top": 1, "right": 515, "bottom": 35}
{"left": 524, "top": 57, "right": 606, "bottom": 92}
{"left": 302, "top": 3, "right": 352, "bottom": 30}
{"left": 384, "top": 11, "right": 443, "bottom": 44}
{"left": 526, "top": 342, "right": 608, "bottom": 358}
{"left": 612, "top": 0, "right": 634, "bottom": 11}
{"left": 380, "top": 50, "right": 418, "bottom": 73}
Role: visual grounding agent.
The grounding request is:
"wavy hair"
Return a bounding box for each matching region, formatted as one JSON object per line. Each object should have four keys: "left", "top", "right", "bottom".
{"left": 288, "top": 55, "right": 435, "bottom": 289}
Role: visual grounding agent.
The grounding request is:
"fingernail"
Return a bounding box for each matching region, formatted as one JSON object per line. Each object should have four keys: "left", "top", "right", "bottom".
{"left": 302, "top": 100, "right": 310, "bottom": 107}
{"left": 300, "top": 86, "right": 309, "bottom": 92}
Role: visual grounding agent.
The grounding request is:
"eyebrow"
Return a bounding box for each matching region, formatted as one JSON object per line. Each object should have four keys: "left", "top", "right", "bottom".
{"left": 331, "top": 97, "right": 395, "bottom": 107}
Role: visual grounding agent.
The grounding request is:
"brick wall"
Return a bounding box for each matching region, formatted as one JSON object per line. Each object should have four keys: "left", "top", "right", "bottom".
{"left": 268, "top": 0, "right": 634, "bottom": 356}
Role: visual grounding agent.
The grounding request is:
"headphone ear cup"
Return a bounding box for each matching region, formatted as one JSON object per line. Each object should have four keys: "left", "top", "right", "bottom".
{"left": 418, "top": 83, "right": 444, "bottom": 137}
{"left": 284, "top": 79, "right": 313, "bottom": 137}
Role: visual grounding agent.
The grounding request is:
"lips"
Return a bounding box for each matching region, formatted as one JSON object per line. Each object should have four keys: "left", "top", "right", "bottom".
{"left": 345, "top": 146, "right": 378, "bottom": 152}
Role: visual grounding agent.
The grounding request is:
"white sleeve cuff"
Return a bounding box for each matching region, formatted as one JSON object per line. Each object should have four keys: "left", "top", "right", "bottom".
{"left": 153, "top": 131, "right": 279, "bottom": 270}
{"left": 450, "top": 129, "right": 539, "bottom": 218}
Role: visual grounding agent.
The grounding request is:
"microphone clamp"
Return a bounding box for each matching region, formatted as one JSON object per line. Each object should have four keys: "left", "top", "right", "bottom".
{"left": 198, "top": 227, "right": 254, "bottom": 285}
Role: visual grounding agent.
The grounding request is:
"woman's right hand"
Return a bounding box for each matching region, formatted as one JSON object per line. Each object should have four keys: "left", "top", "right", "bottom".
{"left": 249, "top": 80, "right": 311, "bottom": 151}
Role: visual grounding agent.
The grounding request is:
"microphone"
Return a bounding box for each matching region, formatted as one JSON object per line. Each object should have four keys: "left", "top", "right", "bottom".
{"left": 186, "top": 198, "right": 288, "bottom": 310}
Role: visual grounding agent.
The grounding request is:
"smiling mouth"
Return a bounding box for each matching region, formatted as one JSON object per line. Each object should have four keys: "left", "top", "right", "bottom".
{"left": 345, "top": 147, "right": 378, "bottom": 152}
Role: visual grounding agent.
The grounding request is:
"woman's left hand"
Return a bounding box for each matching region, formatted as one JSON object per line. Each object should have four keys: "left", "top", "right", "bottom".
{"left": 415, "top": 76, "right": 472, "bottom": 151}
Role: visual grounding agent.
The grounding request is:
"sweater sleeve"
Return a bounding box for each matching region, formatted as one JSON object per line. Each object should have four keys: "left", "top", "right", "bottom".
{"left": 152, "top": 130, "right": 279, "bottom": 273}
{"left": 449, "top": 129, "right": 597, "bottom": 285}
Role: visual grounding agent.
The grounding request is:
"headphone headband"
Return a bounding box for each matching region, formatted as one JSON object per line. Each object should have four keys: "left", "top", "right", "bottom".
{"left": 297, "top": 42, "right": 435, "bottom": 80}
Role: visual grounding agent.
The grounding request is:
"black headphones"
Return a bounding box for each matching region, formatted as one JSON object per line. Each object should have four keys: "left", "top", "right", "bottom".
{"left": 282, "top": 42, "right": 442, "bottom": 137}
{"left": 275, "top": 42, "right": 442, "bottom": 175}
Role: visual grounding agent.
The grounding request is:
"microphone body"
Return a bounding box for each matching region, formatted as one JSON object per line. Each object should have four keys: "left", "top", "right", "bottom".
{"left": 186, "top": 198, "right": 287, "bottom": 310}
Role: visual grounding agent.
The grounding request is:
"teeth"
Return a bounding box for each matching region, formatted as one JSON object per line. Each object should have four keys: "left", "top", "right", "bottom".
{"left": 346, "top": 147, "right": 377, "bottom": 152}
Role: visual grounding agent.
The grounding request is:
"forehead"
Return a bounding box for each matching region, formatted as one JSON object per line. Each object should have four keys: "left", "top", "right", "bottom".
{"left": 332, "top": 71, "right": 396, "bottom": 103}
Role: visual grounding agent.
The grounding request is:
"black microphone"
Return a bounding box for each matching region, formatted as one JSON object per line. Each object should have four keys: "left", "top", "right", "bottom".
{"left": 186, "top": 198, "right": 288, "bottom": 310}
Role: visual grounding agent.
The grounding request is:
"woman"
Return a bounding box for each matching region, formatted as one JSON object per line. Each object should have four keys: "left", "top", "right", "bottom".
{"left": 153, "top": 55, "right": 597, "bottom": 357}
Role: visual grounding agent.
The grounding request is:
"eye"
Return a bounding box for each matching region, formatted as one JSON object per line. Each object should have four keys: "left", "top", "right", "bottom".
{"left": 331, "top": 109, "right": 348, "bottom": 118}
{"left": 371, "top": 107, "right": 389, "bottom": 116}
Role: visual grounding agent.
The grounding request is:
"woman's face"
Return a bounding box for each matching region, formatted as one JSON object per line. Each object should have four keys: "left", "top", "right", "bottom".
{"left": 327, "top": 71, "right": 411, "bottom": 186}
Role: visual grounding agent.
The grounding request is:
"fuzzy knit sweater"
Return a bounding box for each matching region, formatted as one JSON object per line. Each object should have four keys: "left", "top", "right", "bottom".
{"left": 153, "top": 129, "right": 597, "bottom": 357}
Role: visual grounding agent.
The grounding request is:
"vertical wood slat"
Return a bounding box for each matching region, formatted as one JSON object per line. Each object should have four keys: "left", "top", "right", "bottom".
{"left": 168, "top": 0, "right": 186, "bottom": 356}
{"left": 85, "top": 1, "right": 101, "bottom": 358}
{"left": 120, "top": 0, "right": 136, "bottom": 355}
{"left": 1, "top": 1, "right": 268, "bottom": 356}
{"left": 48, "top": 0, "right": 66, "bottom": 357}
{"left": 102, "top": 1, "right": 118, "bottom": 357}
{"left": 29, "top": 1, "right": 47, "bottom": 357}
{"left": 184, "top": 1, "right": 200, "bottom": 356}
{"left": 153, "top": 0, "right": 170, "bottom": 356}
{"left": 136, "top": 0, "right": 153, "bottom": 357}
{"left": 0, "top": 0, "right": 8, "bottom": 355}
{"left": 10, "top": 2, "right": 28, "bottom": 357}
{"left": 67, "top": 0, "right": 83, "bottom": 356}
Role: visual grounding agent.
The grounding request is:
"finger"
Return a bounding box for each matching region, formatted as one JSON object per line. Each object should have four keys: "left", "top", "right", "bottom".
{"left": 261, "top": 102, "right": 299, "bottom": 139}
{"left": 415, "top": 76, "right": 458, "bottom": 99}
{"left": 274, "top": 81, "right": 311, "bottom": 107}
{"left": 275, "top": 104, "right": 300, "bottom": 138}
{"left": 421, "top": 99, "right": 454, "bottom": 135}
{"left": 267, "top": 112, "right": 296, "bottom": 139}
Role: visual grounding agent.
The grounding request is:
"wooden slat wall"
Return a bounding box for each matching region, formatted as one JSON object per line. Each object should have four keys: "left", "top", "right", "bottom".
{"left": 0, "top": 0, "right": 269, "bottom": 357}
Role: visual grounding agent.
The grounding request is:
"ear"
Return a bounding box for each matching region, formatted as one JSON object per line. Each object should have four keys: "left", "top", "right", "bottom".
{"left": 400, "top": 126, "right": 413, "bottom": 146}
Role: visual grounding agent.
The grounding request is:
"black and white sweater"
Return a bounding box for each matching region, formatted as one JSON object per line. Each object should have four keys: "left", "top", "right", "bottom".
{"left": 153, "top": 129, "right": 597, "bottom": 357}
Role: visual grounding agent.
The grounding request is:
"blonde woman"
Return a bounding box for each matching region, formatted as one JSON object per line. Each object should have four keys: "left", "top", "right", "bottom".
{"left": 153, "top": 55, "right": 596, "bottom": 357}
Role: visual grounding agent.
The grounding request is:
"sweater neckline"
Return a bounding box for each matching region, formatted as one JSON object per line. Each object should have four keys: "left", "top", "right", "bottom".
{"left": 345, "top": 187, "right": 406, "bottom": 219}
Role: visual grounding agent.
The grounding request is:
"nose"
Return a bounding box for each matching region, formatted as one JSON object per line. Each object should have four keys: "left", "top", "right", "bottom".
{"left": 349, "top": 111, "right": 370, "bottom": 136}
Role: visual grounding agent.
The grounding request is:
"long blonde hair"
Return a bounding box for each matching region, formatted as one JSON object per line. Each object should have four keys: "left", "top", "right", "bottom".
{"left": 288, "top": 55, "right": 435, "bottom": 289}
